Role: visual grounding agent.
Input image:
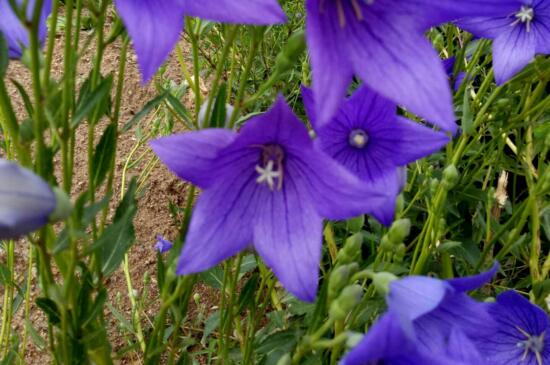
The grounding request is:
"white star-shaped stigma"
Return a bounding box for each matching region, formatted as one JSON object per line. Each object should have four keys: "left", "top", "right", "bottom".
{"left": 256, "top": 160, "right": 281, "bottom": 190}
{"left": 513, "top": 6, "right": 535, "bottom": 32}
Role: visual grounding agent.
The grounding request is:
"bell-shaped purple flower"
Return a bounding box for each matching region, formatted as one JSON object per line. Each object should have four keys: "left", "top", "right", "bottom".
{"left": 151, "top": 96, "right": 388, "bottom": 302}
{"left": 0, "top": 0, "right": 52, "bottom": 58}
{"left": 114, "top": 0, "right": 286, "bottom": 82}
{"left": 0, "top": 159, "right": 56, "bottom": 240}
{"left": 475, "top": 290, "right": 550, "bottom": 365}
{"left": 155, "top": 235, "right": 174, "bottom": 254}
{"left": 458, "top": 0, "right": 550, "bottom": 85}
{"left": 342, "top": 263, "right": 500, "bottom": 365}
{"left": 304, "top": 0, "right": 514, "bottom": 133}
{"left": 302, "top": 85, "right": 450, "bottom": 225}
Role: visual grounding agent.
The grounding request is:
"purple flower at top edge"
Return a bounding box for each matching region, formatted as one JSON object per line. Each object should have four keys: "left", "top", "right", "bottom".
{"left": 342, "top": 263, "right": 500, "bottom": 365}
{"left": 304, "top": 0, "right": 517, "bottom": 134}
{"left": 114, "top": 0, "right": 286, "bottom": 82}
{"left": 0, "top": 159, "right": 56, "bottom": 240}
{"left": 457, "top": 0, "right": 550, "bottom": 85}
{"left": 474, "top": 290, "right": 550, "bottom": 365}
{"left": 0, "top": 0, "right": 52, "bottom": 58}
{"left": 150, "top": 96, "right": 388, "bottom": 302}
{"left": 302, "top": 85, "right": 449, "bottom": 226}
{"left": 155, "top": 235, "right": 173, "bottom": 254}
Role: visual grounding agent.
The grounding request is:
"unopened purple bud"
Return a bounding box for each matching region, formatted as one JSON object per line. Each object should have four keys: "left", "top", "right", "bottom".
{"left": 0, "top": 159, "right": 56, "bottom": 240}
{"left": 155, "top": 235, "right": 173, "bottom": 253}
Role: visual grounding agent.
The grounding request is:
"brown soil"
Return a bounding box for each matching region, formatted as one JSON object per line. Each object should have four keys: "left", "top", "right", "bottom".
{"left": 2, "top": 10, "right": 217, "bottom": 364}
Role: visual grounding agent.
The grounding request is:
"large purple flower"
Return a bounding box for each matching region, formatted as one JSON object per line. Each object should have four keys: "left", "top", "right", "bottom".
{"left": 302, "top": 85, "right": 449, "bottom": 225}
{"left": 475, "top": 290, "right": 550, "bottom": 365}
{"left": 0, "top": 0, "right": 52, "bottom": 58}
{"left": 305, "top": 0, "right": 517, "bottom": 133}
{"left": 458, "top": 0, "right": 550, "bottom": 85}
{"left": 342, "top": 263, "right": 499, "bottom": 365}
{"left": 114, "top": 0, "right": 286, "bottom": 82}
{"left": 151, "top": 97, "right": 387, "bottom": 301}
{"left": 0, "top": 159, "right": 56, "bottom": 240}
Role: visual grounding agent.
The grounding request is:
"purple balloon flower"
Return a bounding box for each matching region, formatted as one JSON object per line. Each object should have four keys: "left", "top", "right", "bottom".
{"left": 458, "top": 0, "right": 550, "bottom": 85}
{"left": 302, "top": 85, "right": 450, "bottom": 225}
{"left": 0, "top": 0, "right": 52, "bottom": 58}
{"left": 114, "top": 0, "right": 286, "bottom": 82}
{"left": 304, "top": 0, "right": 513, "bottom": 134}
{"left": 342, "top": 263, "right": 499, "bottom": 365}
{"left": 0, "top": 159, "right": 56, "bottom": 240}
{"left": 155, "top": 235, "right": 174, "bottom": 254}
{"left": 475, "top": 290, "right": 550, "bottom": 365}
{"left": 151, "top": 96, "right": 388, "bottom": 301}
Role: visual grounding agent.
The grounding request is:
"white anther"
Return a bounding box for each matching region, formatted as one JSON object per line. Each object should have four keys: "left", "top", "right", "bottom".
{"left": 255, "top": 160, "right": 281, "bottom": 190}
{"left": 513, "top": 6, "right": 535, "bottom": 32}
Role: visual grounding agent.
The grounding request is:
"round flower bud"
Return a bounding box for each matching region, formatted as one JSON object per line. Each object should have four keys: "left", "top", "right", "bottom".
{"left": 329, "top": 285, "right": 363, "bottom": 320}
{"left": 371, "top": 272, "right": 398, "bottom": 296}
{"left": 442, "top": 164, "right": 459, "bottom": 189}
{"left": 274, "top": 31, "right": 306, "bottom": 75}
{"left": 328, "top": 263, "right": 359, "bottom": 299}
{"left": 387, "top": 219, "right": 411, "bottom": 245}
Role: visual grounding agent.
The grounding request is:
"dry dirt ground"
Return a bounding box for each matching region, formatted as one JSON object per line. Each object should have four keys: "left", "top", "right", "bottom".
{"left": 2, "top": 10, "right": 218, "bottom": 363}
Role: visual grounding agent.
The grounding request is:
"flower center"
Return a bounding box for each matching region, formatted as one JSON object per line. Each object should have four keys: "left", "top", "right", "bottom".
{"left": 255, "top": 144, "right": 285, "bottom": 191}
{"left": 349, "top": 129, "right": 369, "bottom": 149}
{"left": 513, "top": 5, "right": 535, "bottom": 32}
{"left": 320, "top": 0, "right": 373, "bottom": 27}
{"left": 516, "top": 326, "right": 545, "bottom": 365}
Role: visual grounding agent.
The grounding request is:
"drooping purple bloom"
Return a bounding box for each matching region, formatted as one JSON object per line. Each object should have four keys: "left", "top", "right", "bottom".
{"left": 388, "top": 263, "right": 499, "bottom": 354}
{"left": 302, "top": 85, "right": 449, "bottom": 225}
{"left": 475, "top": 290, "right": 550, "bottom": 365}
{"left": 0, "top": 159, "right": 56, "bottom": 240}
{"left": 458, "top": 0, "right": 550, "bottom": 85}
{"left": 342, "top": 263, "right": 500, "bottom": 365}
{"left": 304, "top": 0, "right": 513, "bottom": 133}
{"left": 155, "top": 235, "right": 174, "bottom": 254}
{"left": 0, "top": 0, "right": 52, "bottom": 58}
{"left": 114, "top": 0, "right": 286, "bottom": 82}
{"left": 151, "top": 96, "right": 388, "bottom": 301}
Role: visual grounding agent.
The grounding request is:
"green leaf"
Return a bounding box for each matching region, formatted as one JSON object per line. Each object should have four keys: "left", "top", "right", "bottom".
{"left": 198, "top": 266, "right": 225, "bottom": 289}
{"left": 122, "top": 92, "right": 166, "bottom": 133}
{"left": 10, "top": 78, "right": 34, "bottom": 118}
{"left": 92, "top": 123, "right": 117, "bottom": 187}
{"left": 209, "top": 83, "right": 227, "bottom": 128}
{"left": 72, "top": 75, "right": 113, "bottom": 128}
{"left": 165, "top": 93, "right": 195, "bottom": 130}
{"left": 36, "top": 298, "right": 61, "bottom": 325}
{"left": 89, "top": 179, "right": 137, "bottom": 277}
{"left": 201, "top": 311, "right": 220, "bottom": 345}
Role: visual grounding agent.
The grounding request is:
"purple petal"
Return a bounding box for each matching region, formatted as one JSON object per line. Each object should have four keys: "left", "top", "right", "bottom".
{"left": 457, "top": 15, "right": 515, "bottom": 39}
{"left": 184, "top": 0, "right": 286, "bottom": 24}
{"left": 150, "top": 129, "right": 237, "bottom": 189}
{"left": 300, "top": 85, "right": 317, "bottom": 127}
{"left": 492, "top": 26, "right": 536, "bottom": 85}
{"left": 446, "top": 262, "right": 499, "bottom": 292}
{"left": 252, "top": 171, "right": 323, "bottom": 302}
{"left": 0, "top": 0, "right": 51, "bottom": 58}
{"left": 476, "top": 291, "right": 550, "bottom": 364}
{"left": 370, "top": 116, "right": 450, "bottom": 167}
{"left": 388, "top": 276, "right": 448, "bottom": 321}
{"left": 0, "top": 159, "right": 56, "bottom": 239}
{"left": 114, "top": 0, "right": 186, "bottom": 82}
{"left": 305, "top": 0, "right": 353, "bottom": 127}
{"left": 446, "top": 327, "right": 486, "bottom": 363}
{"left": 345, "top": 13, "right": 457, "bottom": 133}
{"left": 288, "top": 150, "right": 389, "bottom": 222}
{"left": 341, "top": 312, "right": 415, "bottom": 365}
{"left": 366, "top": 170, "right": 400, "bottom": 226}
{"left": 176, "top": 149, "right": 260, "bottom": 275}
{"left": 415, "top": 292, "right": 497, "bottom": 351}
